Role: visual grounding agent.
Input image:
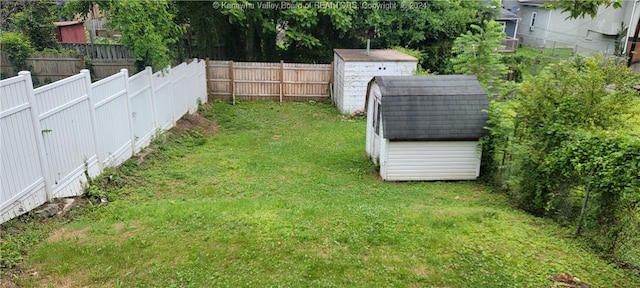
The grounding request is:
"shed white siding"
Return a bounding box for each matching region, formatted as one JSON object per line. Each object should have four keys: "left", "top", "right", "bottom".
{"left": 333, "top": 53, "right": 345, "bottom": 112}
{"left": 381, "top": 141, "right": 482, "bottom": 181}
{"left": 333, "top": 49, "right": 417, "bottom": 114}
{"left": 340, "top": 61, "right": 415, "bottom": 113}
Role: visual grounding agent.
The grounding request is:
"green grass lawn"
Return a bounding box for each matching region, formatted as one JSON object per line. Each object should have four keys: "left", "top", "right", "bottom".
{"left": 4, "top": 101, "right": 640, "bottom": 287}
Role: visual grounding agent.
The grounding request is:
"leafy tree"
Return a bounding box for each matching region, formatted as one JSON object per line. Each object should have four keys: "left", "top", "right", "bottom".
{"left": 175, "top": 0, "right": 496, "bottom": 71}
{"left": 175, "top": 0, "right": 360, "bottom": 63}
{"left": 6, "top": 0, "right": 60, "bottom": 51}
{"left": 107, "top": 0, "right": 183, "bottom": 71}
{"left": 543, "top": 0, "right": 623, "bottom": 19}
{"left": 65, "top": 0, "right": 184, "bottom": 71}
{"left": 450, "top": 20, "right": 509, "bottom": 98}
{"left": 362, "top": 0, "right": 498, "bottom": 73}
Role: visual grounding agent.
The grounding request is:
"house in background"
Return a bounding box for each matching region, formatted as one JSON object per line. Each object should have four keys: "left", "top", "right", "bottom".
{"left": 54, "top": 20, "right": 87, "bottom": 43}
{"left": 333, "top": 49, "right": 417, "bottom": 114}
{"left": 365, "top": 75, "right": 489, "bottom": 181}
{"left": 502, "top": 0, "right": 640, "bottom": 56}
{"left": 497, "top": 8, "right": 521, "bottom": 52}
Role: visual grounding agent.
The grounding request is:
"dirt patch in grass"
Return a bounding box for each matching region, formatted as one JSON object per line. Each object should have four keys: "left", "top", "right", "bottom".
{"left": 412, "top": 265, "right": 434, "bottom": 278}
{"left": 112, "top": 222, "right": 125, "bottom": 231}
{"left": 369, "top": 170, "right": 383, "bottom": 182}
{"left": 0, "top": 276, "right": 20, "bottom": 288}
{"left": 172, "top": 112, "right": 217, "bottom": 137}
{"left": 47, "top": 226, "right": 90, "bottom": 242}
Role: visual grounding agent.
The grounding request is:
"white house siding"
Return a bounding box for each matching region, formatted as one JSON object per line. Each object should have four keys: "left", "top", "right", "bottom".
{"left": 381, "top": 141, "right": 481, "bottom": 181}
{"left": 519, "top": 8, "right": 559, "bottom": 47}
{"left": 515, "top": 2, "right": 638, "bottom": 55}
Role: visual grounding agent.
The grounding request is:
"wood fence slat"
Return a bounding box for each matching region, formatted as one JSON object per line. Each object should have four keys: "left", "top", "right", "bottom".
{"left": 206, "top": 59, "right": 332, "bottom": 102}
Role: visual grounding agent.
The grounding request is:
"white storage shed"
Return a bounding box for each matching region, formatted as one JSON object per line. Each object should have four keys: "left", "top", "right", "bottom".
{"left": 365, "top": 75, "right": 489, "bottom": 181}
{"left": 333, "top": 49, "right": 417, "bottom": 114}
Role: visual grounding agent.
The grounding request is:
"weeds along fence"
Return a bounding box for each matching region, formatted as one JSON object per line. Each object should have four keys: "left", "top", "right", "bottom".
{"left": 0, "top": 59, "right": 207, "bottom": 224}
{"left": 206, "top": 60, "right": 332, "bottom": 103}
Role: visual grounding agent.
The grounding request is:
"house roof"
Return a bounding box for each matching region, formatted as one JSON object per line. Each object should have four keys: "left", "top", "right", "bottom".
{"left": 334, "top": 49, "right": 417, "bottom": 62}
{"left": 54, "top": 20, "right": 84, "bottom": 27}
{"left": 519, "top": 0, "right": 547, "bottom": 7}
{"left": 498, "top": 8, "right": 520, "bottom": 20}
{"left": 373, "top": 75, "right": 489, "bottom": 141}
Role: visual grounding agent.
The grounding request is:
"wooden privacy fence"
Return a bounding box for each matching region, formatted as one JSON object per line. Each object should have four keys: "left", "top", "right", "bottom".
{"left": 61, "top": 44, "right": 136, "bottom": 80}
{"left": 0, "top": 59, "right": 207, "bottom": 224}
{"left": 206, "top": 60, "right": 333, "bottom": 103}
{"left": 1, "top": 53, "right": 84, "bottom": 84}
{"left": 1, "top": 52, "right": 136, "bottom": 83}
{"left": 61, "top": 43, "right": 135, "bottom": 60}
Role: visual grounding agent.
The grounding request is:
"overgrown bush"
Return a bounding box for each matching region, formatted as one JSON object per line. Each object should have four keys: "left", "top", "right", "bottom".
{"left": 482, "top": 54, "right": 640, "bottom": 267}
{"left": 553, "top": 131, "right": 640, "bottom": 262}
{"left": 0, "top": 31, "right": 34, "bottom": 73}
{"left": 512, "top": 55, "right": 638, "bottom": 216}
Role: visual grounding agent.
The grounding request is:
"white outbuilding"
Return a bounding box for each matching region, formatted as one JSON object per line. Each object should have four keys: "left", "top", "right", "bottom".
{"left": 365, "top": 75, "right": 490, "bottom": 181}
{"left": 332, "top": 49, "right": 417, "bottom": 114}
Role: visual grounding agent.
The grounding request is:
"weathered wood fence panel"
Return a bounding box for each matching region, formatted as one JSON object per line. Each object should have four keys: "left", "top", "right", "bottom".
{"left": 92, "top": 59, "right": 137, "bottom": 80}
{"left": 0, "top": 59, "right": 207, "bottom": 223}
{"left": 61, "top": 43, "right": 135, "bottom": 60}
{"left": 1, "top": 52, "right": 136, "bottom": 83}
{"left": 206, "top": 60, "right": 332, "bottom": 102}
{"left": 0, "top": 53, "right": 13, "bottom": 77}
{"left": 61, "top": 44, "right": 136, "bottom": 80}
{"left": 1, "top": 53, "right": 84, "bottom": 84}
{"left": 26, "top": 54, "right": 85, "bottom": 84}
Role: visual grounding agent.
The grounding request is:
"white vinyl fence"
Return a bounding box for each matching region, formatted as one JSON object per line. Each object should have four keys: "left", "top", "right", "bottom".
{"left": 0, "top": 59, "right": 207, "bottom": 223}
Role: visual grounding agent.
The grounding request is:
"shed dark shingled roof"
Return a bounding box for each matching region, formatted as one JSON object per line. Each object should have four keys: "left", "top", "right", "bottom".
{"left": 374, "top": 75, "right": 489, "bottom": 140}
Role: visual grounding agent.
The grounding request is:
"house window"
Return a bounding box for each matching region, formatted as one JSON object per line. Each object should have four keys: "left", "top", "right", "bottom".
{"left": 529, "top": 12, "right": 537, "bottom": 31}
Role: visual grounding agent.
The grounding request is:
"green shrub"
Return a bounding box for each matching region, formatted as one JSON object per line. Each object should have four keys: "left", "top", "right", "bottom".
{"left": 0, "top": 31, "right": 34, "bottom": 73}
{"left": 483, "top": 54, "right": 640, "bottom": 267}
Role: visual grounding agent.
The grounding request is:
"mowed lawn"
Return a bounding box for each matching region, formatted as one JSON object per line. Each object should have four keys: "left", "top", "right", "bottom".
{"left": 12, "top": 101, "right": 640, "bottom": 287}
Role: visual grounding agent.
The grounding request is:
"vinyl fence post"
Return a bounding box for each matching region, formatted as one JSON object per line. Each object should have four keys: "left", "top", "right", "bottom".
{"left": 81, "top": 69, "right": 103, "bottom": 172}
{"left": 205, "top": 58, "right": 211, "bottom": 102}
{"left": 146, "top": 67, "right": 159, "bottom": 131}
{"left": 121, "top": 68, "right": 136, "bottom": 155}
{"left": 20, "top": 71, "right": 54, "bottom": 200}
{"left": 167, "top": 65, "right": 176, "bottom": 126}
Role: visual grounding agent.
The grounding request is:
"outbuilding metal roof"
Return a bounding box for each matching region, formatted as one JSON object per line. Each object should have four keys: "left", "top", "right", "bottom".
{"left": 334, "top": 49, "right": 418, "bottom": 62}
{"left": 372, "top": 75, "right": 489, "bottom": 140}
